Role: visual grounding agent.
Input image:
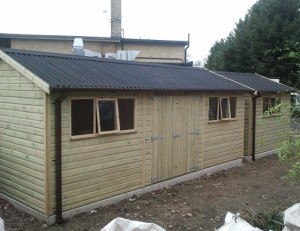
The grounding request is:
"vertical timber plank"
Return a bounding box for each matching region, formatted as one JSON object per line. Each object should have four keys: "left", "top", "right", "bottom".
{"left": 44, "top": 93, "right": 51, "bottom": 215}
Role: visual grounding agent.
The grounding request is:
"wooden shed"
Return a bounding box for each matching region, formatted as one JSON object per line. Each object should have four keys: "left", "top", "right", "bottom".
{"left": 0, "top": 48, "right": 294, "bottom": 224}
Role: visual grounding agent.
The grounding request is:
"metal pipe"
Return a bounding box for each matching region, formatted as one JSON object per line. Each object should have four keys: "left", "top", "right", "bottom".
{"left": 252, "top": 92, "right": 261, "bottom": 161}
{"left": 54, "top": 93, "right": 63, "bottom": 224}
{"left": 184, "top": 33, "right": 190, "bottom": 63}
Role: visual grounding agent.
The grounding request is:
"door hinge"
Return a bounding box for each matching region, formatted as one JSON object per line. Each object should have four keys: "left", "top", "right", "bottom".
{"left": 151, "top": 135, "right": 163, "bottom": 142}
{"left": 190, "top": 129, "right": 201, "bottom": 135}
{"left": 173, "top": 134, "right": 180, "bottom": 139}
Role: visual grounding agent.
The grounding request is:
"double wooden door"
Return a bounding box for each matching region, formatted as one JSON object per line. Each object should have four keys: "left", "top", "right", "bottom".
{"left": 151, "top": 95, "right": 202, "bottom": 183}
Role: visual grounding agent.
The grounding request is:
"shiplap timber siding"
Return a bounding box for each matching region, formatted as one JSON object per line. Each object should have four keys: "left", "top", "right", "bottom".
{"left": 203, "top": 93, "right": 245, "bottom": 168}
{"left": 255, "top": 93, "right": 291, "bottom": 154}
{"left": 0, "top": 59, "right": 47, "bottom": 213}
{"left": 49, "top": 92, "right": 152, "bottom": 212}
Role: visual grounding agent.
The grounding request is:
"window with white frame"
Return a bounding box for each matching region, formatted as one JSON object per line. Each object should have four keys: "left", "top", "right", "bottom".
{"left": 208, "top": 96, "right": 237, "bottom": 121}
{"left": 263, "top": 97, "right": 281, "bottom": 115}
{"left": 71, "top": 97, "right": 135, "bottom": 137}
{"left": 97, "top": 99, "right": 119, "bottom": 133}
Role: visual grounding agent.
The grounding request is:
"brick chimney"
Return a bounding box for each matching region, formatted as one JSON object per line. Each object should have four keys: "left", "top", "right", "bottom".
{"left": 111, "top": 0, "right": 122, "bottom": 38}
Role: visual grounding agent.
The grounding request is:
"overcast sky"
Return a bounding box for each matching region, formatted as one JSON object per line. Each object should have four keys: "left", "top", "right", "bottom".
{"left": 1, "top": 0, "right": 257, "bottom": 62}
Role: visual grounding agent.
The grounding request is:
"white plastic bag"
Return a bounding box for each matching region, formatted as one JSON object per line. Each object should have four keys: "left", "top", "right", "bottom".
{"left": 283, "top": 203, "right": 300, "bottom": 231}
{"left": 0, "top": 217, "right": 4, "bottom": 231}
{"left": 100, "top": 217, "right": 166, "bottom": 231}
{"left": 216, "top": 212, "right": 263, "bottom": 231}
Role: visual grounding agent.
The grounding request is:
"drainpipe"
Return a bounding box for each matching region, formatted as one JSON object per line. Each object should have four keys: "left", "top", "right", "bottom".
{"left": 54, "top": 92, "right": 64, "bottom": 224}
{"left": 184, "top": 33, "right": 190, "bottom": 63}
{"left": 252, "top": 91, "right": 261, "bottom": 161}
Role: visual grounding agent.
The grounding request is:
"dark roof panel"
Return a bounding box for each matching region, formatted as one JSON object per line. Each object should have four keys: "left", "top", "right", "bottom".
{"left": 1, "top": 48, "right": 251, "bottom": 92}
{"left": 215, "top": 71, "right": 296, "bottom": 93}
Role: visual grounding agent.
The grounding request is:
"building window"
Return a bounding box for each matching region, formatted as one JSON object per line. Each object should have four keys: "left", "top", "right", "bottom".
{"left": 209, "top": 96, "right": 237, "bottom": 121}
{"left": 118, "top": 98, "right": 135, "bottom": 130}
{"left": 71, "top": 97, "right": 136, "bottom": 138}
{"left": 220, "top": 97, "right": 230, "bottom": 119}
{"left": 97, "top": 99, "right": 119, "bottom": 133}
{"left": 263, "top": 97, "right": 281, "bottom": 115}
{"left": 71, "top": 99, "right": 94, "bottom": 136}
{"left": 229, "top": 97, "right": 237, "bottom": 118}
{"left": 209, "top": 97, "right": 219, "bottom": 121}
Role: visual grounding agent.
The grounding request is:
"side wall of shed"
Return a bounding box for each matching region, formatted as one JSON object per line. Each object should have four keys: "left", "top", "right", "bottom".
{"left": 49, "top": 92, "right": 152, "bottom": 213}
{"left": 255, "top": 93, "right": 291, "bottom": 154}
{"left": 0, "top": 59, "right": 47, "bottom": 214}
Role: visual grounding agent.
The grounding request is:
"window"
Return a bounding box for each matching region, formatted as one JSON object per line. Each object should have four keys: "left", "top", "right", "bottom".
{"left": 118, "top": 98, "right": 135, "bottom": 130}
{"left": 209, "top": 97, "right": 219, "bottom": 121}
{"left": 229, "top": 97, "right": 237, "bottom": 118}
{"left": 263, "top": 97, "right": 281, "bottom": 115}
{"left": 97, "top": 99, "right": 119, "bottom": 133}
{"left": 208, "top": 96, "right": 237, "bottom": 121}
{"left": 220, "top": 97, "right": 230, "bottom": 119}
{"left": 71, "top": 99, "right": 94, "bottom": 136}
{"left": 71, "top": 97, "right": 135, "bottom": 138}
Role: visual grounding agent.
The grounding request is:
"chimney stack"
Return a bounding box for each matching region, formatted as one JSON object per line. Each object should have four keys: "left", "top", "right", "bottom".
{"left": 111, "top": 0, "right": 122, "bottom": 38}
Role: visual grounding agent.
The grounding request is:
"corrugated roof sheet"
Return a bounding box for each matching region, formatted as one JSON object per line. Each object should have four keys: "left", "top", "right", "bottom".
{"left": 1, "top": 48, "right": 252, "bottom": 93}
{"left": 215, "top": 71, "right": 296, "bottom": 93}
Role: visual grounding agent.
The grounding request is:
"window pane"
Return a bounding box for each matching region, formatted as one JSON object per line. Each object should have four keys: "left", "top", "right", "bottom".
{"left": 270, "top": 97, "right": 281, "bottom": 114}
{"left": 99, "top": 100, "right": 117, "bottom": 132}
{"left": 263, "top": 97, "right": 270, "bottom": 114}
{"left": 209, "top": 97, "right": 218, "bottom": 120}
{"left": 276, "top": 98, "right": 281, "bottom": 113}
{"left": 229, "top": 97, "right": 237, "bottom": 118}
{"left": 220, "top": 98, "right": 230, "bottom": 119}
{"left": 270, "top": 98, "right": 276, "bottom": 108}
{"left": 118, "top": 99, "right": 135, "bottom": 130}
{"left": 71, "top": 99, "right": 94, "bottom": 136}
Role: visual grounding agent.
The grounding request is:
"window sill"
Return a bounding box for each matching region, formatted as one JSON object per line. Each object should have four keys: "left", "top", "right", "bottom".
{"left": 70, "top": 129, "right": 137, "bottom": 140}
{"left": 208, "top": 118, "right": 237, "bottom": 124}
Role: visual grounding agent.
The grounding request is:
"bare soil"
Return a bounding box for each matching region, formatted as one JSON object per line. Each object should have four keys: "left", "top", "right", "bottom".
{"left": 1, "top": 155, "right": 300, "bottom": 231}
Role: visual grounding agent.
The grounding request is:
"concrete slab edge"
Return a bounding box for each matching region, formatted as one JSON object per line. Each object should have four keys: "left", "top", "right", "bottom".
{"left": 0, "top": 193, "right": 56, "bottom": 225}
{"left": 243, "top": 149, "right": 276, "bottom": 162}
{"left": 0, "top": 158, "right": 242, "bottom": 225}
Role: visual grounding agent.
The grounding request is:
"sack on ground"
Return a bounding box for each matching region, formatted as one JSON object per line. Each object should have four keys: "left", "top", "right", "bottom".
{"left": 100, "top": 217, "right": 166, "bottom": 231}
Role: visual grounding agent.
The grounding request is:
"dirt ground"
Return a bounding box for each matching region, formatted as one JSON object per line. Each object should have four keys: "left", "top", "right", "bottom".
{"left": 1, "top": 155, "right": 300, "bottom": 231}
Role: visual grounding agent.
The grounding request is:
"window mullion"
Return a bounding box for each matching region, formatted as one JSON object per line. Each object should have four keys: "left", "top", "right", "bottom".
{"left": 218, "top": 97, "right": 220, "bottom": 120}
{"left": 228, "top": 97, "right": 231, "bottom": 119}
{"left": 115, "top": 99, "right": 120, "bottom": 131}
{"left": 96, "top": 99, "right": 101, "bottom": 133}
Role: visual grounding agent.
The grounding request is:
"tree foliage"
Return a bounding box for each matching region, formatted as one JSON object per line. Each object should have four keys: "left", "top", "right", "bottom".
{"left": 205, "top": 0, "right": 300, "bottom": 88}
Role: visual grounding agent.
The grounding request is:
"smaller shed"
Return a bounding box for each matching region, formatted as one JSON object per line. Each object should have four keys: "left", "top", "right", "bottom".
{"left": 215, "top": 71, "right": 296, "bottom": 159}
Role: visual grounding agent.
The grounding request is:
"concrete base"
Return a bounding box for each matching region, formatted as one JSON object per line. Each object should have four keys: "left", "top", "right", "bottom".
{"left": 0, "top": 193, "right": 56, "bottom": 225}
{"left": 243, "top": 149, "right": 276, "bottom": 162}
{"left": 0, "top": 158, "right": 242, "bottom": 225}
